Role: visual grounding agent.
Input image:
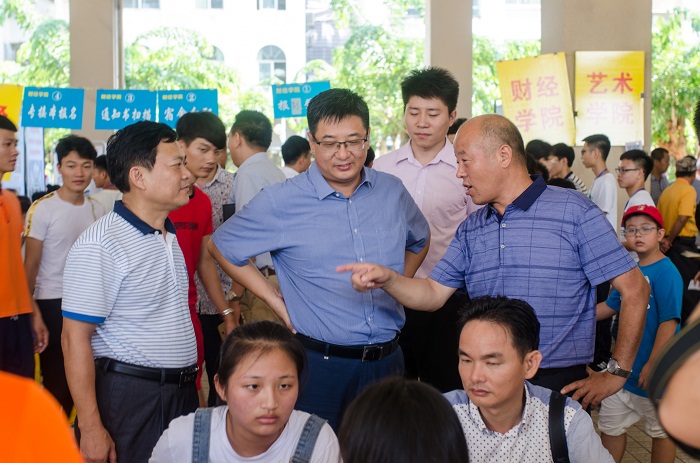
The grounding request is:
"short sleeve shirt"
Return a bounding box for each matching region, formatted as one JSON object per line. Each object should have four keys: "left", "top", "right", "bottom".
{"left": 430, "top": 177, "right": 636, "bottom": 368}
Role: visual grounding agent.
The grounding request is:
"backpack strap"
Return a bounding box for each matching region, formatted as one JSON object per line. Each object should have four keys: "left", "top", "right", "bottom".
{"left": 192, "top": 408, "right": 213, "bottom": 463}
{"left": 290, "top": 414, "right": 326, "bottom": 463}
{"left": 549, "top": 391, "right": 570, "bottom": 463}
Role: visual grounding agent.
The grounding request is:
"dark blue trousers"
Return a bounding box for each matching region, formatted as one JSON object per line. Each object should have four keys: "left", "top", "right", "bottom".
{"left": 295, "top": 346, "right": 404, "bottom": 431}
{"left": 0, "top": 313, "right": 34, "bottom": 378}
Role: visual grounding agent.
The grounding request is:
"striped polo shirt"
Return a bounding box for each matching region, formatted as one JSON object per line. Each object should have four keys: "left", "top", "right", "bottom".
{"left": 62, "top": 201, "right": 197, "bottom": 368}
{"left": 430, "top": 176, "right": 636, "bottom": 368}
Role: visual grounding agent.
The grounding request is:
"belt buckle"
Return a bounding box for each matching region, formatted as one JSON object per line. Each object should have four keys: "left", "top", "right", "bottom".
{"left": 361, "top": 345, "right": 383, "bottom": 362}
{"left": 179, "top": 366, "right": 198, "bottom": 387}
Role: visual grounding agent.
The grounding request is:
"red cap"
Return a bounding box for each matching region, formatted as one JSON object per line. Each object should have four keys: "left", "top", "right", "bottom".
{"left": 622, "top": 204, "right": 664, "bottom": 229}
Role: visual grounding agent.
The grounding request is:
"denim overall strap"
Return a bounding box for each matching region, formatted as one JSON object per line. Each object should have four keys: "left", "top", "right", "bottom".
{"left": 192, "top": 408, "right": 213, "bottom": 463}
{"left": 290, "top": 414, "right": 326, "bottom": 463}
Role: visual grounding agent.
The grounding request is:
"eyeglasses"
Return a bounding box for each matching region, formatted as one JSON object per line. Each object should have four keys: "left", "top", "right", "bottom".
{"left": 622, "top": 226, "right": 658, "bottom": 236}
{"left": 310, "top": 134, "right": 368, "bottom": 155}
{"left": 615, "top": 167, "right": 641, "bottom": 174}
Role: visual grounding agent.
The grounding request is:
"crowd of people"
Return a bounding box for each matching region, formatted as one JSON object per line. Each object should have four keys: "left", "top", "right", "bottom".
{"left": 1, "top": 65, "right": 699, "bottom": 462}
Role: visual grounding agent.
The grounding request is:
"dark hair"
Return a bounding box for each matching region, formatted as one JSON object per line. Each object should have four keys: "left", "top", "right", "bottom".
{"left": 339, "top": 377, "right": 468, "bottom": 463}
{"left": 620, "top": 149, "right": 653, "bottom": 180}
{"left": 230, "top": 110, "right": 272, "bottom": 150}
{"left": 364, "top": 146, "right": 375, "bottom": 167}
{"left": 281, "top": 135, "right": 310, "bottom": 165}
{"left": 176, "top": 111, "right": 227, "bottom": 150}
{"left": 694, "top": 99, "right": 700, "bottom": 139}
{"left": 217, "top": 321, "right": 306, "bottom": 387}
{"left": 548, "top": 178, "right": 576, "bottom": 190}
{"left": 458, "top": 296, "right": 540, "bottom": 359}
{"left": 56, "top": 135, "right": 97, "bottom": 165}
{"left": 18, "top": 195, "right": 31, "bottom": 214}
{"left": 0, "top": 115, "right": 17, "bottom": 132}
{"left": 401, "top": 67, "right": 460, "bottom": 114}
{"left": 582, "top": 134, "right": 611, "bottom": 161}
{"left": 526, "top": 153, "right": 549, "bottom": 182}
{"left": 651, "top": 147, "right": 669, "bottom": 163}
{"left": 307, "top": 88, "right": 370, "bottom": 137}
{"left": 525, "top": 139, "right": 551, "bottom": 161}
{"left": 94, "top": 155, "right": 108, "bottom": 172}
{"left": 106, "top": 120, "right": 177, "bottom": 193}
{"left": 448, "top": 118, "right": 468, "bottom": 136}
{"left": 550, "top": 143, "right": 575, "bottom": 167}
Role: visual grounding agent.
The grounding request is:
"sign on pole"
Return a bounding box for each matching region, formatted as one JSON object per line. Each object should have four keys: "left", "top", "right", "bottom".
{"left": 95, "top": 89, "right": 157, "bottom": 130}
{"left": 20, "top": 87, "right": 84, "bottom": 130}
{"left": 497, "top": 53, "right": 575, "bottom": 144}
{"left": 157, "top": 90, "right": 218, "bottom": 128}
{"left": 574, "top": 51, "right": 645, "bottom": 145}
{"left": 272, "top": 82, "right": 331, "bottom": 119}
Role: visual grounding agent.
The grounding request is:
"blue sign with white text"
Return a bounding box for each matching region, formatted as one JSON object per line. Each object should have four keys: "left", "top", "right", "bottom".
{"left": 157, "top": 90, "right": 218, "bottom": 128}
{"left": 95, "top": 90, "right": 157, "bottom": 130}
{"left": 21, "top": 87, "right": 84, "bottom": 129}
{"left": 272, "top": 82, "right": 331, "bottom": 119}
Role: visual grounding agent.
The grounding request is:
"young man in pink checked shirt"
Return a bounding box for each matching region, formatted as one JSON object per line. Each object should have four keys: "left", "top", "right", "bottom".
{"left": 373, "top": 67, "right": 480, "bottom": 392}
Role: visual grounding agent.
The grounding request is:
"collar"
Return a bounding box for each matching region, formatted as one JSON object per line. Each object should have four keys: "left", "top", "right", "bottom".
{"left": 113, "top": 200, "right": 176, "bottom": 235}
{"left": 239, "top": 152, "right": 269, "bottom": 169}
{"left": 468, "top": 383, "right": 531, "bottom": 436}
{"left": 396, "top": 138, "right": 454, "bottom": 166}
{"left": 203, "top": 165, "right": 228, "bottom": 188}
{"left": 307, "top": 162, "right": 373, "bottom": 200}
{"left": 486, "top": 175, "right": 546, "bottom": 219}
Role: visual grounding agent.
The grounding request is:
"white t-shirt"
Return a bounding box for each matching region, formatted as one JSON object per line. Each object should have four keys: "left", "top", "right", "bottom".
{"left": 90, "top": 189, "right": 122, "bottom": 212}
{"left": 149, "top": 407, "right": 340, "bottom": 463}
{"left": 24, "top": 192, "right": 105, "bottom": 299}
{"left": 590, "top": 171, "right": 618, "bottom": 233}
{"left": 282, "top": 166, "right": 299, "bottom": 179}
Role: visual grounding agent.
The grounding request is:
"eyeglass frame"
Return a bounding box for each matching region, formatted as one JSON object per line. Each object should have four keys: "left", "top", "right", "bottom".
{"left": 621, "top": 225, "right": 660, "bottom": 236}
{"left": 615, "top": 167, "right": 641, "bottom": 174}
{"left": 309, "top": 133, "right": 369, "bottom": 155}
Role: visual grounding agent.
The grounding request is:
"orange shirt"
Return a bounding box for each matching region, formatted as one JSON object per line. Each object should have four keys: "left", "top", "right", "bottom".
{"left": 0, "top": 189, "right": 33, "bottom": 318}
{"left": 0, "top": 371, "right": 84, "bottom": 462}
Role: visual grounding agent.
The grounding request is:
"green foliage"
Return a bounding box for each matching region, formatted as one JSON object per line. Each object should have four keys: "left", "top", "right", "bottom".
{"left": 651, "top": 7, "right": 700, "bottom": 156}
{"left": 472, "top": 36, "right": 540, "bottom": 116}
{"left": 333, "top": 24, "right": 424, "bottom": 149}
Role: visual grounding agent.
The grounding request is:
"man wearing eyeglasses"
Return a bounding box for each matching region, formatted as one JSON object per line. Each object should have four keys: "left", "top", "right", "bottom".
{"left": 209, "top": 88, "right": 430, "bottom": 430}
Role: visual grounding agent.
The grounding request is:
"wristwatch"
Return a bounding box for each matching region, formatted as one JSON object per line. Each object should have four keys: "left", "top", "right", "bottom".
{"left": 606, "top": 358, "right": 632, "bottom": 378}
{"left": 227, "top": 290, "right": 243, "bottom": 302}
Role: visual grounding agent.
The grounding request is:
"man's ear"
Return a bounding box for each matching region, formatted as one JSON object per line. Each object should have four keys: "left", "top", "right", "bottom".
{"left": 523, "top": 350, "right": 542, "bottom": 380}
{"left": 497, "top": 144, "right": 514, "bottom": 168}
{"left": 128, "top": 166, "right": 147, "bottom": 192}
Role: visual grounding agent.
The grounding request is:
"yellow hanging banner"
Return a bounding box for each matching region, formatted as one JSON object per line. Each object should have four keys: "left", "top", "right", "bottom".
{"left": 496, "top": 53, "right": 575, "bottom": 145}
{"left": 0, "top": 84, "right": 23, "bottom": 181}
{"left": 574, "top": 51, "right": 644, "bottom": 145}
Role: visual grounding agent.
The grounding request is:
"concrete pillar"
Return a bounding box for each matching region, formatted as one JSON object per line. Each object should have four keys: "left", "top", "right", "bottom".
{"left": 425, "top": 0, "right": 472, "bottom": 119}
{"left": 541, "top": 0, "right": 653, "bottom": 232}
{"left": 69, "top": 0, "right": 121, "bottom": 144}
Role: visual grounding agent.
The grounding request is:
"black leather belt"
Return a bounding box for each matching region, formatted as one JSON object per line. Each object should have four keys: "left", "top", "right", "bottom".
{"left": 95, "top": 358, "right": 198, "bottom": 387}
{"left": 296, "top": 333, "right": 399, "bottom": 362}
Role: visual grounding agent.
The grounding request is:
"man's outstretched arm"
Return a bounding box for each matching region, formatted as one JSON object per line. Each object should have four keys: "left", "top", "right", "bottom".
{"left": 337, "top": 262, "right": 455, "bottom": 311}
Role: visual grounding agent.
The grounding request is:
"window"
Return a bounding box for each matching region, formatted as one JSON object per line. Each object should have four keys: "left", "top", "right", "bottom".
{"left": 257, "top": 45, "right": 286, "bottom": 83}
{"left": 196, "top": 0, "right": 223, "bottom": 8}
{"left": 123, "top": 0, "right": 160, "bottom": 8}
{"left": 257, "top": 0, "right": 285, "bottom": 11}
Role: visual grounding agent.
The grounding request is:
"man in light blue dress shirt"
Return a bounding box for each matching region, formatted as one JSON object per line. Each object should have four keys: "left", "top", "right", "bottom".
{"left": 209, "top": 89, "right": 430, "bottom": 429}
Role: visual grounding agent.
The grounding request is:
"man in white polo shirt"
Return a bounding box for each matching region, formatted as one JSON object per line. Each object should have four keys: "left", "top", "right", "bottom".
{"left": 61, "top": 121, "right": 198, "bottom": 463}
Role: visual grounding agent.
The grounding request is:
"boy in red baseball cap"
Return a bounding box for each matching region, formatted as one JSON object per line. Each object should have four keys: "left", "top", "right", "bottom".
{"left": 597, "top": 204, "right": 682, "bottom": 463}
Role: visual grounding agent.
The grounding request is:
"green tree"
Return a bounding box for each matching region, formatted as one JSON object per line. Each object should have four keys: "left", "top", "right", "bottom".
{"left": 472, "top": 36, "right": 540, "bottom": 117}
{"left": 651, "top": 7, "right": 700, "bottom": 159}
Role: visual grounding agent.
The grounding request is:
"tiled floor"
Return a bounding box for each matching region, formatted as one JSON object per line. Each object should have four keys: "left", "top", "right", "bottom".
{"left": 592, "top": 409, "right": 699, "bottom": 462}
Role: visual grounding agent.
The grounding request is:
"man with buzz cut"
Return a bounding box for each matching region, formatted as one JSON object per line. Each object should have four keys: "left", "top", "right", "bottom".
{"left": 0, "top": 115, "right": 48, "bottom": 379}
{"left": 444, "top": 296, "right": 614, "bottom": 463}
{"left": 62, "top": 121, "right": 198, "bottom": 463}
{"left": 374, "top": 66, "right": 479, "bottom": 392}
